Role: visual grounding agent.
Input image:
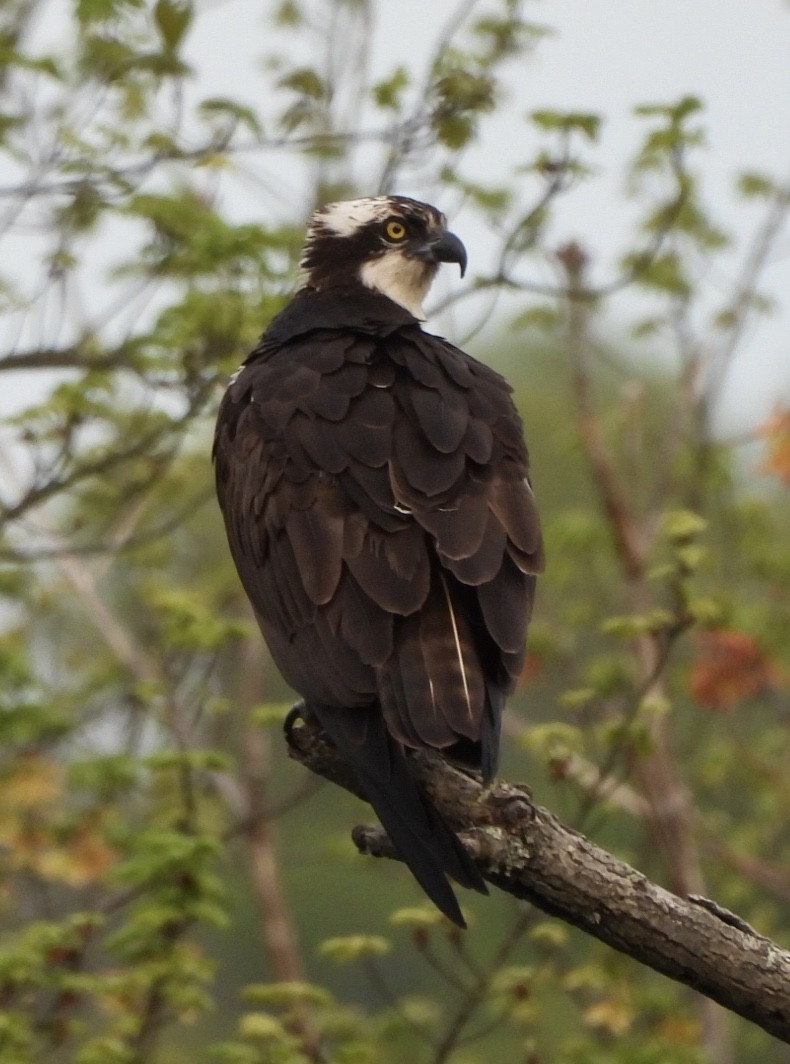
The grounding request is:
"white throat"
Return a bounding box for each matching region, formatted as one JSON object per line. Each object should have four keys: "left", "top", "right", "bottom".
{"left": 359, "top": 250, "right": 435, "bottom": 319}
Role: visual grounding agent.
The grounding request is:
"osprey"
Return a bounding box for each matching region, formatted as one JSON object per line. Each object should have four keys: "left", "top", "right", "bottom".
{"left": 214, "top": 195, "right": 544, "bottom": 927}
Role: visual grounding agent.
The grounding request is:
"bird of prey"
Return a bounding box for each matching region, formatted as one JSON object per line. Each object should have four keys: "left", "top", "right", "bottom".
{"left": 214, "top": 195, "right": 544, "bottom": 927}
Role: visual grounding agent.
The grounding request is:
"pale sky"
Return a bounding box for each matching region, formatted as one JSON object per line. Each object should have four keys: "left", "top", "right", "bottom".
{"left": 186, "top": 0, "right": 790, "bottom": 432}
{"left": 6, "top": 0, "right": 790, "bottom": 432}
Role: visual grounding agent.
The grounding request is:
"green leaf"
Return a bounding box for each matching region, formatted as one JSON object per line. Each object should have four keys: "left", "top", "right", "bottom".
{"left": 583, "top": 656, "right": 634, "bottom": 694}
{"left": 663, "top": 509, "right": 708, "bottom": 541}
{"left": 243, "top": 981, "right": 332, "bottom": 1007}
{"left": 200, "top": 97, "right": 263, "bottom": 136}
{"left": 145, "top": 584, "right": 251, "bottom": 650}
{"left": 511, "top": 305, "right": 561, "bottom": 332}
{"left": 69, "top": 755, "right": 140, "bottom": 795}
{"left": 154, "top": 0, "right": 193, "bottom": 51}
{"left": 0, "top": 703, "right": 71, "bottom": 744}
{"left": 57, "top": 183, "right": 106, "bottom": 234}
{"left": 687, "top": 596, "right": 723, "bottom": 625}
{"left": 76, "top": 0, "right": 138, "bottom": 23}
{"left": 434, "top": 113, "right": 474, "bottom": 149}
{"left": 78, "top": 34, "right": 137, "bottom": 81}
{"left": 318, "top": 935, "right": 391, "bottom": 963}
{"left": 736, "top": 170, "right": 778, "bottom": 199}
{"left": 238, "top": 1012, "right": 291, "bottom": 1042}
{"left": 431, "top": 68, "right": 495, "bottom": 148}
{"left": 274, "top": 0, "right": 302, "bottom": 26}
{"left": 601, "top": 610, "right": 675, "bottom": 637}
{"left": 559, "top": 687, "right": 595, "bottom": 709}
{"left": 146, "top": 748, "right": 234, "bottom": 772}
{"left": 521, "top": 722, "right": 584, "bottom": 760}
{"left": 676, "top": 544, "right": 707, "bottom": 571}
{"left": 528, "top": 922, "right": 569, "bottom": 949}
{"left": 634, "top": 94, "right": 703, "bottom": 122}
{"left": 207, "top": 1044, "right": 259, "bottom": 1064}
{"left": 639, "top": 694, "right": 672, "bottom": 717}
{"left": 531, "top": 109, "right": 601, "bottom": 141}
{"left": 434, "top": 69, "right": 495, "bottom": 113}
{"left": 473, "top": 15, "right": 553, "bottom": 59}
{"left": 491, "top": 965, "right": 536, "bottom": 996}
{"left": 278, "top": 67, "right": 327, "bottom": 100}
{"left": 372, "top": 66, "right": 409, "bottom": 111}
{"left": 389, "top": 906, "right": 445, "bottom": 929}
{"left": 625, "top": 250, "right": 690, "bottom": 297}
{"left": 75, "top": 1035, "right": 137, "bottom": 1064}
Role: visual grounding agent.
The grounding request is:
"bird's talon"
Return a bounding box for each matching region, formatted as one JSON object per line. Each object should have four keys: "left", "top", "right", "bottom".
{"left": 283, "top": 701, "right": 307, "bottom": 746}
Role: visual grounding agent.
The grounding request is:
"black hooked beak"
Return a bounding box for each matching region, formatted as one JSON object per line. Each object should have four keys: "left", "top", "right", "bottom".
{"left": 417, "top": 229, "right": 468, "bottom": 277}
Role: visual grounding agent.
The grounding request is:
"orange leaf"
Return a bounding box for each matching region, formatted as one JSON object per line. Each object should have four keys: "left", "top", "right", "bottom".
{"left": 0, "top": 754, "right": 64, "bottom": 809}
{"left": 517, "top": 653, "right": 544, "bottom": 687}
{"left": 689, "top": 629, "right": 779, "bottom": 710}
{"left": 67, "top": 826, "right": 117, "bottom": 885}
{"left": 758, "top": 406, "right": 790, "bottom": 484}
{"left": 35, "top": 829, "right": 117, "bottom": 887}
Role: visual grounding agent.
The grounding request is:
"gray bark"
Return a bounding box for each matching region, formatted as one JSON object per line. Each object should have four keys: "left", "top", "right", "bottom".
{"left": 286, "top": 715, "right": 790, "bottom": 1045}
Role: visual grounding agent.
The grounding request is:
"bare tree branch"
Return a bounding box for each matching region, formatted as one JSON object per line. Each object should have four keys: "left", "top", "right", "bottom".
{"left": 287, "top": 715, "right": 790, "bottom": 1046}
{"left": 0, "top": 346, "right": 133, "bottom": 372}
{"left": 377, "top": 0, "right": 481, "bottom": 194}
{"left": 705, "top": 176, "right": 790, "bottom": 411}
{"left": 558, "top": 239, "right": 734, "bottom": 1061}
{"left": 559, "top": 241, "right": 648, "bottom": 580}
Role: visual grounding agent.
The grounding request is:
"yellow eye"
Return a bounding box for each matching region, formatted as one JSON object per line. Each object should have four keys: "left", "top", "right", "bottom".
{"left": 385, "top": 219, "right": 407, "bottom": 241}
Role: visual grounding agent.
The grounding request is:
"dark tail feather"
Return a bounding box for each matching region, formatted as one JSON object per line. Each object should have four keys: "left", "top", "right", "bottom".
{"left": 480, "top": 681, "right": 504, "bottom": 784}
{"left": 308, "top": 703, "right": 486, "bottom": 928}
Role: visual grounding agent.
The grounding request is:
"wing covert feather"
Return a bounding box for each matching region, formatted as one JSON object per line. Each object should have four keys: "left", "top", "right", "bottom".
{"left": 214, "top": 286, "right": 545, "bottom": 926}
{"left": 214, "top": 321, "right": 543, "bottom": 761}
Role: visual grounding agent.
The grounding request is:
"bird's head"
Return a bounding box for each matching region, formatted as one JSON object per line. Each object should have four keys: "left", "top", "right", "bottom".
{"left": 300, "top": 195, "right": 467, "bottom": 320}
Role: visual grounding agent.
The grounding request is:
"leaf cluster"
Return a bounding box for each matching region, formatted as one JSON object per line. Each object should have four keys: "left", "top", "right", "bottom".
{"left": 1, "top": 2, "right": 790, "bottom": 1063}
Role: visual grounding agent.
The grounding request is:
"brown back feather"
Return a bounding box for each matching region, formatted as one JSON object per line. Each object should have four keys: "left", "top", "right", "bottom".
{"left": 214, "top": 310, "right": 543, "bottom": 764}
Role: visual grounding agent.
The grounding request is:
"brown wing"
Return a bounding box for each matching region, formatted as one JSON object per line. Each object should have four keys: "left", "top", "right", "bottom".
{"left": 213, "top": 326, "right": 543, "bottom": 776}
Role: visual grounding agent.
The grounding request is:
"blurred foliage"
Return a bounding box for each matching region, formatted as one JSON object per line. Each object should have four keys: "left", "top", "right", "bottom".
{"left": 1, "top": 1, "right": 790, "bottom": 1062}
